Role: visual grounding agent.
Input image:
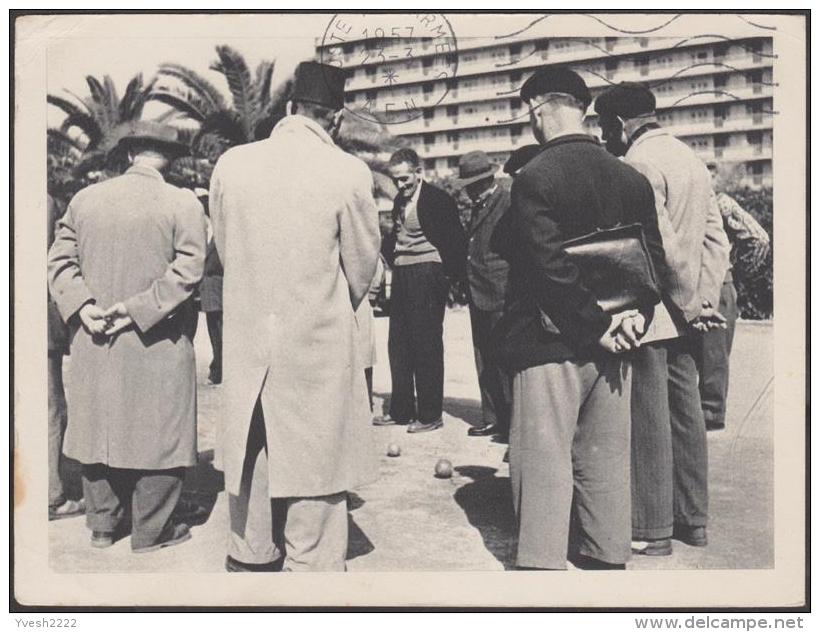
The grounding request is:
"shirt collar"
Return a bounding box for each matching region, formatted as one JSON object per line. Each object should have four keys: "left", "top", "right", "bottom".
{"left": 272, "top": 113, "right": 337, "bottom": 148}
{"left": 126, "top": 164, "right": 165, "bottom": 181}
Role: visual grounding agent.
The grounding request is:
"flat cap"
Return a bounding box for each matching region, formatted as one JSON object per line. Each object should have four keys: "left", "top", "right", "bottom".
{"left": 519, "top": 66, "right": 591, "bottom": 110}
{"left": 594, "top": 82, "right": 656, "bottom": 119}
{"left": 503, "top": 144, "right": 542, "bottom": 176}
{"left": 292, "top": 61, "right": 348, "bottom": 111}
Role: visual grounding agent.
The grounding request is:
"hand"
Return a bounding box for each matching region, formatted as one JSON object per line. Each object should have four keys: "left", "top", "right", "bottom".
{"left": 78, "top": 303, "right": 108, "bottom": 336}
{"left": 102, "top": 302, "right": 134, "bottom": 336}
{"left": 613, "top": 312, "right": 647, "bottom": 349}
{"left": 598, "top": 309, "right": 639, "bottom": 354}
{"left": 690, "top": 300, "right": 727, "bottom": 333}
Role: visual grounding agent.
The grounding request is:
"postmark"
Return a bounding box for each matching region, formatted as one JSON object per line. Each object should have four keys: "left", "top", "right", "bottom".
{"left": 319, "top": 13, "right": 458, "bottom": 125}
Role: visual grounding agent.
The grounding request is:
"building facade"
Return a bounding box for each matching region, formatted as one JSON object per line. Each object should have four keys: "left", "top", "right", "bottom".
{"left": 317, "top": 34, "right": 774, "bottom": 188}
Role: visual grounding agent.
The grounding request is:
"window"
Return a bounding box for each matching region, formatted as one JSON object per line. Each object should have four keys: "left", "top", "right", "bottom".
{"left": 423, "top": 133, "right": 436, "bottom": 144}
{"left": 746, "top": 131, "right": 763, "bottom": 145}
{"left": 447, "top": 157, "right": 459, "bottom": 168}
{"left": 509, "top": 97, "right": 522, "bottom": 110}
{"left": 342, "top": 43, "right": 354, "bottom": 54}
{"left": 509, "top": 43, "right": 522, "bottom": 55}
{"left": 462, "top": 53, "right": 478, "bottom": 63}
{"left": 366, "top": 90, "right": 377, "bottom": 101}
{"left": 423, "top": 83, "right": 434, "bottom": 94}
{"left": 446, "top": 131, "right": 460, "bottom": 142}
{"left": 446, "top": 105, "right": 459, "bottom": 117}
{"left": 423, "top": 108, "right": 434, "bottom": 120}
{"left": 365, "top": 66, "right": 377, "bottom": 76}
{"left": 714, "top": 75, "right": 728, "bottom": 89}
{"left": 424, "top": 159, "right": 436, "bottom": 170}
{"left": 464, "top": 105, "right": 478, "bottom": 115}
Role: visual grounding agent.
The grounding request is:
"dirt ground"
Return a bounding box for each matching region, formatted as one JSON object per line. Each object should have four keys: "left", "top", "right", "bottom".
{"left": 50, "top": 308, "right": 773, "bottom": 573}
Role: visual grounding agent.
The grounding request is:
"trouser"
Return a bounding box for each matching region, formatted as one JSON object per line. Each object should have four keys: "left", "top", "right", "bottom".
{"left": 365, "top": 367, "right": 374, "bottom": 412}
{"left": 510, "top": 357, "right": 632, "bottom": 569}
{"left": 469, "top": 305, "right": 512, "bottom": 435}
{"left": 697, "top": 277, "right": 738, "bottom": 428}
{"left": 48, "top": 352, "right": 68, "bottom": 507}
{"left": 227, "top": 400, "right": 349, "bottom": 571}
{"left": 388, "top": 262, "right": 448, "bottom": 423}
{"left": 631, "top": 336, "right": 709, "bottom": 541}
{"left": 206, "top": 311, "right": 223, "bottom": 380}
{"left": 82, "top": 464, "right": 184, "bottom": 549}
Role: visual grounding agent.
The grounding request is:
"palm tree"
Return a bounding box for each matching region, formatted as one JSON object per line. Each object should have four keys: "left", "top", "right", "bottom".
{"left": 47, "top": 74, "right": 154, "bottom": 192}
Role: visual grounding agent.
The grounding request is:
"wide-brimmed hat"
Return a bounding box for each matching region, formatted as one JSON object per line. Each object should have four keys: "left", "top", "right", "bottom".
{"left": 115, "top": 121, "right": 189, "bottom": 157}
{"left": 452, "top": 151, "right": 499, "bottom": 188}
{"left": 292, "top": 61, "right": 348, "bottom": 111}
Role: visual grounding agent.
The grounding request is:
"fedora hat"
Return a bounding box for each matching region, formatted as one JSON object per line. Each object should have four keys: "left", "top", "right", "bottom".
{"left": 115, "top": 121, "right": 190, "bottom": 157}
{"left": 453, "top": 151, "right": 499, "bottom": 188}
{"left": 292, "top": 61, "right": 348, "bottom": 111}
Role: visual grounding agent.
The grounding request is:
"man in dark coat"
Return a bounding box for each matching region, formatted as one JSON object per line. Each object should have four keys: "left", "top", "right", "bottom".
{"left": 48, "top": 122, "right": 206, "bottom": 552}
{"left": 197, "top": 190, "right": 224, "bottom": 385}
{"left": 492, "top": 67, "right": 668, "bottom": 570}
{"left": 453, "top": 151, "right": 512, "bottom": 440}
{"left": 374, "top": 148, "right": 467, "bottom": 433}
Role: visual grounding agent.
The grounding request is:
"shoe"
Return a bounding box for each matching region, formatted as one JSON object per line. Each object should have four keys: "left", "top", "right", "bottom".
{"left": 133, "top": 522, "right": 192, "bottom": 553}
{"left": 407, "top": 419, "right": 443, "bottom": 433}
{"left": 468, "top": 423, "right": 499, "bottom": 437}
{"left": 91, "top": 530, "right": 114, "bottom": 549}
{"left": 225, "top": 555, "right": 283, "bottom": 573}
{"left": 705, "top": 420, "right": 725, "bottom": 431}
{"left": 502, "top": 448, "right": 510, "bottom": 463}
{"left": 673, "top": 524, "right": 708, "bottom": 547}
{"left": 372, "top": 414, "right": 411, "bottom": 426}
{"left": 631, "top": 538, "right": 673, "bottom": 556}
{"left": 573, "top": 555, "right": 626, "bottom": 570}
{"left": 49, "top": 498, "right": 86, "bottom": 521}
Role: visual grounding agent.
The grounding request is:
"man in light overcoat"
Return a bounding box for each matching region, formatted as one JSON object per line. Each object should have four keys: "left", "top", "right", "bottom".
{"left": 209, "top": 61, "right": 381, "bottom": 572}
{"left": 596, "top": 82, "right": 731, "bottom": 556}
{"left": 47, "top": 122, "right": 206, "bottom": 552}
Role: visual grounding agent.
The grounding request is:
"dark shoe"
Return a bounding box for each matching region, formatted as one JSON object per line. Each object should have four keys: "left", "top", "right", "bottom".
{"left": 49, "top": 498, "right": 86, "bottom": 521}
{"left": 468, "top": 423, "right": 499, "bottom": 437}
{"left": 407, "top": 419, "right": 443, "bottom": 433}
{"left": 225, "top": 555, "right": 283, "bottom": 573}
{"left": 574, "top": 555, "right": 626, "bottom": 570}
{"left": 705, "top": 420, "right": 725, "bottom": 431}
{"left": 133, "top": 522, "right": 192, "bottom": 554}
{"left": 673, "top": 525, "right": 708, "bottom": 547}
{"left": 631, "top": 538, "right": 673, "bottom": 556}
{"left": 502, "top": 448, "right": 510, "bottom": 463}
{"left": 373, "top": 414, "right": 411, "bottom": 427}
{"left": 91, "top": 530, "right": 114, "bottom": 549}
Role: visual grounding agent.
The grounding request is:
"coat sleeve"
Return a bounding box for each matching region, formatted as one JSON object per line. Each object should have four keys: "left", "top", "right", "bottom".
{"left": 629, "top": 160, "right": 699, "bottom": 322}
{"left": 510, "top": 171, "right": 611, "bottom": 349}
{"left": 123, "top": 191, "right": 207, "bottom": 333}
{"left": 340, "top": 163, "right": 381, "bottom": 311}
{"left": 47, "top": 197, "right": 95, "bottom": 322}
{"left": 698, "top": 188, "right": 731, "bottom": 309}
{"left": 425, "top": 188, "right": 467, "bottom": 280}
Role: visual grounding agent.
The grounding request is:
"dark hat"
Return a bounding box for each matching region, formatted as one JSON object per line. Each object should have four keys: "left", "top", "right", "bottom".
{"left": 453, "top": 151, "right": 499, "bottom": 188}
{"left": 594, "top": 82, "right": 656, "bottom": 119}
{"left": 115, "top": 121, "right": 189, "bottom": 156}
{"left": 292, "top": 61, "right": 348, "bottom": 111}
{"left": 519, "top": 66, "right": 591, "bottom": 110}
{"left": 503, "top": 144, "right": 542, "bottom": 176}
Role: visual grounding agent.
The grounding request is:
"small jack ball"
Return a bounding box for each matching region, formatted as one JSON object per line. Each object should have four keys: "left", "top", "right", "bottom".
{"left": 434, "top": 459, "right": 453, "bottom": 478}
{"left": 387, "top": 443, "right": 401, "bottom": 457}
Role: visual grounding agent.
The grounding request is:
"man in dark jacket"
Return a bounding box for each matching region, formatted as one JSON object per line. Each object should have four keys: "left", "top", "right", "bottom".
{"left": 492, "top": 67, "right": 667, "bottom": 570}
{"left": 375, "top": 148, "right": 467, "bottom": 433}
{"left": 453, "top": 151, "right": 512, "bottom": 440}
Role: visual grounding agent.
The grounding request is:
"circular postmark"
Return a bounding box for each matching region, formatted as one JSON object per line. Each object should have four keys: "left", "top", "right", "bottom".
{"left": 320, "top": 13, "right": 458, "bottom": 125}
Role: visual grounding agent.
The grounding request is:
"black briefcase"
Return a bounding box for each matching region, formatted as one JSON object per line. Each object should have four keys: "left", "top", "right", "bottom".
{"left": 561, "top": 222, "right": 661, "bottom": 313}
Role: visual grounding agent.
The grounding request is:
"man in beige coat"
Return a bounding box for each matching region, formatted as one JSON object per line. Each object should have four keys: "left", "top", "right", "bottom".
{"left": 47, "top": 122, "right": 206, "bottom": 552}
{"left": 210, "top": 61, "right": 381, "bottom": 572}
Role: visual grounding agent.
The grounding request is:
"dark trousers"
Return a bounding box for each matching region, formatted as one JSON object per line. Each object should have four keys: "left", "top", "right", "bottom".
{"left": 82, "top": 464, "right": 184, "bottom": 549}
{"left": 388, "top": 262, "right": 448, "bottom": 423}
{"left": 631, "top": 336, "right": 709, "bottom": 540}
{"left": 48, "top": 352, "right": 68, "bottom": 507}
{"left": 206, "top": 311, "right": 223, "bottom": 381}
{"left": 469, "top": 305, "right": 512, "bottom": 435}
{"left": 697, "top": 277, "right": 738, "bottom": 428}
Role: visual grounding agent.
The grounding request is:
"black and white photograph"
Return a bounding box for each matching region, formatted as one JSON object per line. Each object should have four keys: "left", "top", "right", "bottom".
{"left": 12, "top": 10, "right": 808, "bottom": 610}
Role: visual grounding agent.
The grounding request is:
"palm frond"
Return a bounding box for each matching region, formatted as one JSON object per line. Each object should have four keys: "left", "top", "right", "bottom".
{"left": 156, "top": 63, "right": 226, "bottom": 114}
{"left": 198, "top": 110, "right": 247, "bottom": 146}
{"left": 146, "top": 89, "right": 211, "bottom": 121}
{"left": 59, "top": 111, "right": 103, "bottom": 147}
{"left": 211, "top": 45, "right": 255, "bottom": 141}
{"left": 47, "top": 127, "right": 86, "bottom": 153}
{"left": 119, "top": 73, "right": 146, "bottom": 121}
{"left": 47, "top": 94, "right": 88, "bottom": 120}
{"left": 255, "top": 60, "right": 275, "bottom": 112}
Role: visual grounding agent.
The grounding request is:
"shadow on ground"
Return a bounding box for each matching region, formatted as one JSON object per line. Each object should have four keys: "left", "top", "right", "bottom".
{"left": 453, "top": 465, "right": 517, "bottom": 569}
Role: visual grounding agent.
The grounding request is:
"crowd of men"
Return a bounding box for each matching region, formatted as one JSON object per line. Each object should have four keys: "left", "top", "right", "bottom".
{"left": 46, "top": 60, "right": 770, "bottom": 571}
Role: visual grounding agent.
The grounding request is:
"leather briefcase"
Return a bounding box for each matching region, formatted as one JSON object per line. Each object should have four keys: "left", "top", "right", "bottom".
{"left": 539, "top": 222, "right": 661, "bottom": 334}
{"left": 562, "top": 222, "right": 660, "bottom": 313}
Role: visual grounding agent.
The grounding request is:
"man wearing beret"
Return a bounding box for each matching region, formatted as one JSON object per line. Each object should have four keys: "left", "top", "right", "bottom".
{"left": 595, "top": 82, "right": 730, "bottom": 556}
{"left": 210, "top": 61, "right": 380, "bottom": 571}
{"left": 492, "top": 67, "right": 668, "bottom": 569}
{"left": 453, "top": 151, "right": 513, "bottom": 441}
{"left": 48, "top": 121, "right": 206, "bottom": 552}
{"left": 374, "top": 148, "right": 466, "bottom": 434}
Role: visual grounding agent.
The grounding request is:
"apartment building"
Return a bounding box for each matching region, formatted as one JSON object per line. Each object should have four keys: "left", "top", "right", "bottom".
{"left": 317, "top": 34, "right": 774, "bottom": 187}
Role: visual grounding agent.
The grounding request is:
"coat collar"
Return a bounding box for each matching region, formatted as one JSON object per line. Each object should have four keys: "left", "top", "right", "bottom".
{"left": 627, "top": 127, "right": 668, "bottom": 155}
{"left": 272, "top": 114, "right": 337, "bottom": 148}
{"left": 470, "top": 183, "right": 503, "bottom": 233}
{"left": 126, "top": 164, "right": 165, "bottom": 181}
{"left": 539, "top": 133, "right": 598, "bottom": 152}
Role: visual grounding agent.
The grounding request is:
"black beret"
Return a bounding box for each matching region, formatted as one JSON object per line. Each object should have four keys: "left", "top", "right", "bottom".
{"left": 503, "top": 144, "right": 542, "bottom": 176}
{"left": 519, "top": 66, "right": 591, "bottom": 110}
{"left": 594, "top": 82, "right": 656, "bottom": 119}
{"left": 292, "top": 61, "right": 348, "bottom": 111}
